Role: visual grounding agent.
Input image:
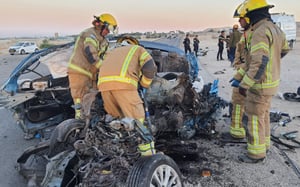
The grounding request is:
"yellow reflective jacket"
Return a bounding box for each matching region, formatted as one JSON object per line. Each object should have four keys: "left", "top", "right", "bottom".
{"left": 240, "top": 19, "right": 289, "bottom": 95}
{"left": 68, "top": 27, "right": 108, "bottom": 80}
{"left": 98, "top": 45, "right": 157, "bottom": 91}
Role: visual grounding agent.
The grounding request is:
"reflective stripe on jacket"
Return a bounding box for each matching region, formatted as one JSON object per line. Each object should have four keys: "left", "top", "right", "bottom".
{"left": 98, "top": 45, "right": 157, "bottom": 91}
{"left": 233, "top": 30, "right": 251, "bottom": 81}
{"left": 240, "top": 19, "right": 289, "bottom": 95}
{"left": 68, "top": 27, "right": 108, "bottom": 79}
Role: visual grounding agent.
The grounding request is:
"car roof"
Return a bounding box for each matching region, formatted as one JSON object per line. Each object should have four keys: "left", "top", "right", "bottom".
{"left": 139, "top": 40, "right": 185, "bottom": 56}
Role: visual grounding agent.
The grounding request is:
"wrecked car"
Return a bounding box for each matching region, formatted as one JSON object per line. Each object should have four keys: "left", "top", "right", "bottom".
{"left": 1, "top": 39, "right": 228, "bottom": 186}
{"left": 0, "top": 39, "right": 204, "bottom": 139}
{"left": 16, "top": 78, "right": 227, "bottom": 186}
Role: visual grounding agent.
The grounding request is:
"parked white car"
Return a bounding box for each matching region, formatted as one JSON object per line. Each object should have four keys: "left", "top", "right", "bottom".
{"left": 8, "top": 41, "right": 39, "bottom": 55}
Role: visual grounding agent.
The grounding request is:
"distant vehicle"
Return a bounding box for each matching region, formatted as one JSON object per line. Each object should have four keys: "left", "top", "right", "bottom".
{"left": 167, "top": 31, "right": 177, "bottom": 39}
{"left": 8, "top": 41, "right": 39, "bottom": 55}
{"left": 271, "top": 13, "right": 297, "bottom": 49}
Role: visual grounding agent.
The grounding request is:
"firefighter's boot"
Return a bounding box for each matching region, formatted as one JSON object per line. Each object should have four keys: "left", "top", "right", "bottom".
{"left": 138, "top": 141, "right": 156, "bottom": 156}
{"left": 74, "top": 98, "right": 82, "bottom": 119}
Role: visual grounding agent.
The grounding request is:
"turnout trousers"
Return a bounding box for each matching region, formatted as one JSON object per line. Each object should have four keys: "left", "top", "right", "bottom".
{"left": 101, "top": 90, "right": 145, "bottom": 123}
{"left": 245, "top": 91, "right": 272, "bottom": 159}
{"left": 68, "top": 73, "right": 96, "bottom": 102}
{"left": 68, "top": 73, "right": 97, "bottom": 118}
{"left": 230, "top": 87, "right": 246, "bottom": 138}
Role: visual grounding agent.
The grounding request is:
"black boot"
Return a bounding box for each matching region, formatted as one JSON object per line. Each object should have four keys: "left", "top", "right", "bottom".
{"left": 238, "top": 154, "right": 265, "bottom": 164}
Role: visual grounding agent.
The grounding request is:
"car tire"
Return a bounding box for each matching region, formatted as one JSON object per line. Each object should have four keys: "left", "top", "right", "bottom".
{"left": 48, "top": 118, "right": 85, "bottom": 157}
{"left": 34, "top": 48, "right": 39, "bottom": 52}
{"left": 20, "top": 49, "right": 25, "bottom": 55}
{"left": 126, "top": 153, "right": 183, "bottom": 187}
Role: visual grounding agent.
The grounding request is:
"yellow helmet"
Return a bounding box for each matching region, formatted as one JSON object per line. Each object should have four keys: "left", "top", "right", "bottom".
{"left": 233, "top": 2, "right": 250, "bottom": 24}
{"left": 233, "top": 3, "right": 243, "bottom": 18}
{"left": 116, "top": 35, "right": 139, "bottom": 46}
{"left": 95, "top": 13, "right": 118, "bottom": 33}
{"left": 242, "top": 0, "right": 274, "bottom": 14}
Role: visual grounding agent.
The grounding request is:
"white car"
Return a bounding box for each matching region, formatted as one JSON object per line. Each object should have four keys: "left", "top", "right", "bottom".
{"left": 9, "top": 41, "right": 39, "bottom": 55}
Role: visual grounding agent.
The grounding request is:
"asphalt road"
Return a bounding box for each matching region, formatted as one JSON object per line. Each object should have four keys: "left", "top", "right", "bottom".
{"left": 0, "top": 54, "right": 40, "bottom": 187}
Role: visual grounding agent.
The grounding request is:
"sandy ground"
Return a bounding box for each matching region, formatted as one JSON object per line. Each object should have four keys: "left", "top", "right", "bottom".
{"left": 0, "top": 34, "right": 300, "bottom": 187}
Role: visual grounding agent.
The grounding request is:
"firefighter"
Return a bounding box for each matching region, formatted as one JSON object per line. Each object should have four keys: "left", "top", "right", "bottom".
{"left": 68, "top": 13, "right": 117, "bottom": 119}
{"left": 236, "top": 0, "right": 289, "bottom": 163}
{"left": 228, "top": 24, "right": 242, "bottom": 65}
{"left": 223, "top": 2, "right": 251, "bottom": 141}
{"left": 97, "top": 36, "right": 157, "bottom": 156}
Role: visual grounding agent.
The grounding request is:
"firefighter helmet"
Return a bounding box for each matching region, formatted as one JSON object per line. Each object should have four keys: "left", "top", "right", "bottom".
{"left": 94, "top": 13, "right": 118, "bottom": 33}
{"left": 242, "top": 0, "right": 274, "bottom": 14}
{"left": 233, "top": 3, "right": 243, "bottom": 18}
{"left": 233, "top": 2, "right": 250, "bottom": 24}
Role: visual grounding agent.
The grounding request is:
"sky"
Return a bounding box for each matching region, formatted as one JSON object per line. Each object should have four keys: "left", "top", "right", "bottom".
{"left": 0, "top": 0, "right": 299, "bottom": 37}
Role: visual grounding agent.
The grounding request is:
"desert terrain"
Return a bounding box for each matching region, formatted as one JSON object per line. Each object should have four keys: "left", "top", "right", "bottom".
{"left": 0, "top": 31, "right": 300, "bottom": 187}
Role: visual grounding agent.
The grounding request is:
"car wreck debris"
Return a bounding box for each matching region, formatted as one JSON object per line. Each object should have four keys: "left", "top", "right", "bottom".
{"left": 5, "top": 39, "right": 229, "bottom": 186}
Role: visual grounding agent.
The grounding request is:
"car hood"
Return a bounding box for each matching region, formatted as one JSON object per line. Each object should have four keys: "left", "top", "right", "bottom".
{"left": 1, "top": 42, "right": 75, "bottom": 95}
{"left": 9, "top": 46, "right": 21, "bottom": 49}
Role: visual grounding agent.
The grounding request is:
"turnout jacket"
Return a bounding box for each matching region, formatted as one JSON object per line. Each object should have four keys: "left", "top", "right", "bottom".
{"left": 239, "top": 19, "right": 289, "bottom": 95}
{"left": 98, "top": 45, "right": 157, "bottom": 91}
{"left": 68, "top": 27, "right": 108, "bottom": 80}
{"left": 233, "top": 29, "right": 251, "bottom": 80}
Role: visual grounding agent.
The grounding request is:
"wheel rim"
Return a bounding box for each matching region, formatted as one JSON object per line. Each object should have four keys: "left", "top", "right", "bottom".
{"left": 150, "top": 164, "right": 182, "bottom": 187}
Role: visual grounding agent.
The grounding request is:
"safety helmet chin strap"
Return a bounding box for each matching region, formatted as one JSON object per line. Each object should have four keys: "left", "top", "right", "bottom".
{"left": 92, "top": 20, "right": 107, "bottom": 36}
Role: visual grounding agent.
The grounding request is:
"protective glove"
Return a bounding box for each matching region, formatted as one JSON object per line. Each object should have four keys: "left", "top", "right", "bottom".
{"left": 229, "top": 78, "right": 240, "bottom": 88}
{"left": 239, "top": 87, "right": 247, "bottom": 97}
{"left": 138, "top": 84, "right": 147, "bottom": 95}
{"left": 209, "top": 79, "right": 219, "bottom": 95}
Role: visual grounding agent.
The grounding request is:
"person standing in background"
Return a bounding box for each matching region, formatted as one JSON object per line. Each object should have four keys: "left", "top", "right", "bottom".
{"left": 217, "top": 30, "right": 226, "bottom": 61}
{"left": 183, "top": 33, "right": 192, "bottom": 55}
{"left": 226, "top": 35, "right": 231, "bottom": 60}
{"left": 228, "top": 24, "right": 242, "bottom": 66}
{"left": 193, "top": 35, "right": 200, "bottom": 56}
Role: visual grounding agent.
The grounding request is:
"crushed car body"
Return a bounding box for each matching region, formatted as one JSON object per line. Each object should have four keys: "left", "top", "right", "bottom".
{"left": 1, "top": 38, "right": 229, "bottom": 186}
{"left": 16, "top": 79, "right": 227, "bottom": 186}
